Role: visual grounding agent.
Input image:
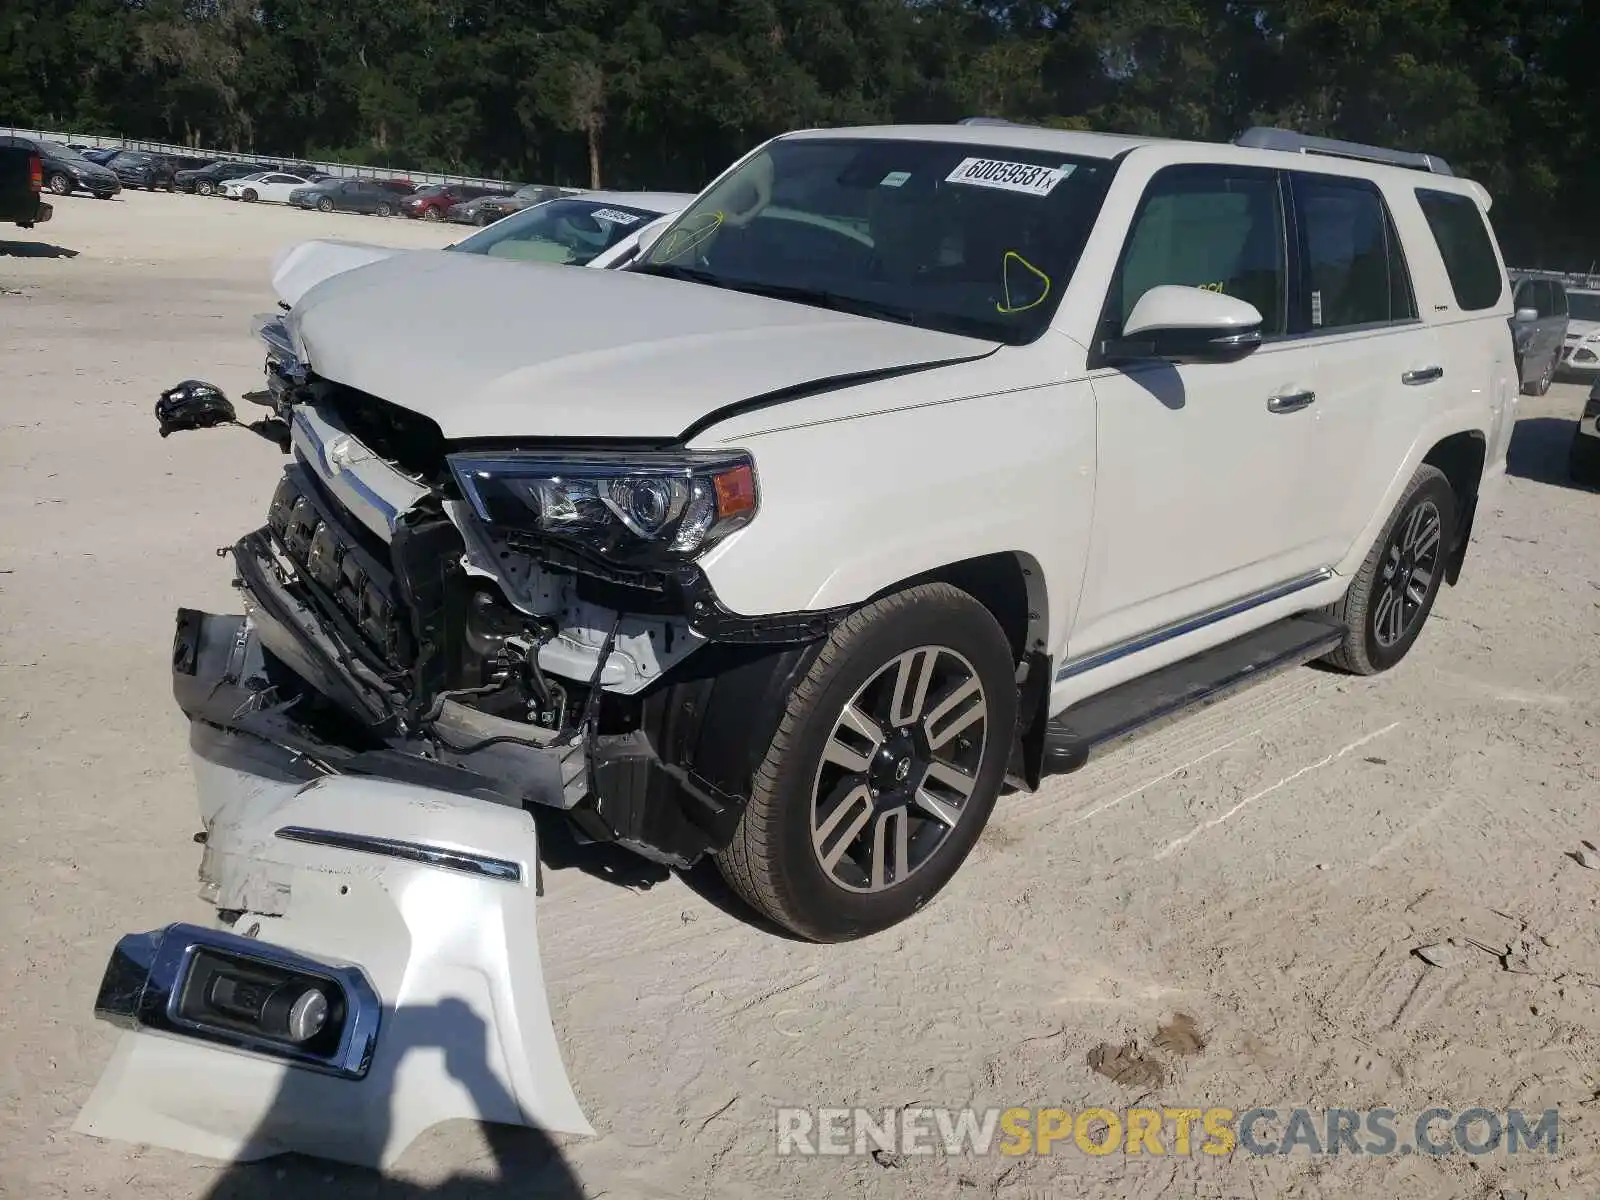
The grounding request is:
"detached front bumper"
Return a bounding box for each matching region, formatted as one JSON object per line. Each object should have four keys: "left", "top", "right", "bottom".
{"left": 74, "top": 763, "right": 592, "bottom": 1167}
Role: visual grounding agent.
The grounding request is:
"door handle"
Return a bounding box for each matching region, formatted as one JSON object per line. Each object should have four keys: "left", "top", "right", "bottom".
{"left": 1266, "top": 389, "right": 1316, "bottom": 413}
{"left": 1402, "top": 366, "right": 1444, "bottom": 385}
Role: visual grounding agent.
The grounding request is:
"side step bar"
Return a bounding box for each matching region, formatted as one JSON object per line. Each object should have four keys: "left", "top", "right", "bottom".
{"left": 1041, "top": 613, "right": 1346, "bottom": 777}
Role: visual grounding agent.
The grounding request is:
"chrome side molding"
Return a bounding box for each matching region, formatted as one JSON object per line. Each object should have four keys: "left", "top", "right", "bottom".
{"left": 274, "top": 825, "right": 524, "bottom": 883}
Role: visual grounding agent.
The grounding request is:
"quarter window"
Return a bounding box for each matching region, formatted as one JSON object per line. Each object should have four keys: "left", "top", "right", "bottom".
{"left": 1415, "top": 189, "right": 1503, "bottom": 311}
{"left": 1294, "top": 175, "right": 1417, "bottom": 330}
{"left": 1112, "top": 166, "right": 1287, "bottom": 336}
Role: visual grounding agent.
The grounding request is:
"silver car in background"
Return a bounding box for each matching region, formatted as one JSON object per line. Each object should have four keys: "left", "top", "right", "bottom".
{"left": 1510, "top": 274, "right": 1570, "bottom": 395}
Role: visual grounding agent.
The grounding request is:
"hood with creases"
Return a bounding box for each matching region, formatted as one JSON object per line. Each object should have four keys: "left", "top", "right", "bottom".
{"left": 272, "top": 239, "right": 409, "bottom": 307}
{"left": 288, "top": 250, "right": 995, "bottom": 441}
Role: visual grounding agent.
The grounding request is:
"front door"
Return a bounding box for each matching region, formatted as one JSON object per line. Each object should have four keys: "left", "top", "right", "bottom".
{"left": 1071, "top": 163, "right": 1326, "bottom": 659}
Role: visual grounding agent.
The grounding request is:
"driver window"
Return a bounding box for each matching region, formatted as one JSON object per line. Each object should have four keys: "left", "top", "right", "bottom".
{"left": 1112, "top": 166, "right": 1287, "bottom": 336}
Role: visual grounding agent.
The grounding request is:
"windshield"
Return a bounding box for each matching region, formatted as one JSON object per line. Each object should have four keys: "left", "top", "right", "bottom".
{"left": 1569, "top": 292, "right": 1600, "bottom": 323}
{"left": 450, "top": 198, "right": 661, "bottom": 265}
{"left": 637, "top": 136, "right": 1112, "bottom": 343}
{"left": 43, "top": 142, "right": 88, "bottom": 162}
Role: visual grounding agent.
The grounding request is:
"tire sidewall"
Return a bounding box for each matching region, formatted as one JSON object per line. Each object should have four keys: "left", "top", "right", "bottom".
{"left": 318, "top": 197, "right": 333, "bottom": 212}
{"left": 48, "top": 173, "right": 70, "bottom": 195}
{"left": 1359, "top": 473, "right": 1455, "bottom": 671}
{"left": 752, "top": 590, "right": 1017, "bottom": 941}
{"left": 197, "top": 180, "right": 214, "bottom": 196}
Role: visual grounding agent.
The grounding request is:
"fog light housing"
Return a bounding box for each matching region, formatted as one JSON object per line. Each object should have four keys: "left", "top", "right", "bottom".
{"left": 93, "top": 923, "right": 379, "bottom": 1079}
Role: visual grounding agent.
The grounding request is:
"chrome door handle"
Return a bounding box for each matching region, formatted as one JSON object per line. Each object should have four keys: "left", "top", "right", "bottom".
{"left": 1267, "top": 389, "right": 1316, "bottom": 413}
{"left": 1402, "top": 366, "right": 1444, "bottom": 385}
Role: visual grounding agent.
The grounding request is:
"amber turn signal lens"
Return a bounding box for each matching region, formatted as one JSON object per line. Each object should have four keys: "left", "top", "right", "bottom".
{"left": 713, "top": 463, "right": 757, "bottom": 519}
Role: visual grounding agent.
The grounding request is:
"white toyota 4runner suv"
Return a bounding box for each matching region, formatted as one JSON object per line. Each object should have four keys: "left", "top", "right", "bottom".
{"left": 158, "top": 122, "right": 1517, "bottom": 943}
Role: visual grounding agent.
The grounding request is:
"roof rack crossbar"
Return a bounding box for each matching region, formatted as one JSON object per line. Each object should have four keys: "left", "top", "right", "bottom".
{"left": 1233, "top": 127, "right": 1454, "bottom": 177}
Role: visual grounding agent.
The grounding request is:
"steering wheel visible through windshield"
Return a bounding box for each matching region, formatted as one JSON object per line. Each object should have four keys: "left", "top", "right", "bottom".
{"left": 635, "top": 136, "right": 1112, "bottom": 343}
{"left": 449, "top": 198, "right": 661, "bottom": 266}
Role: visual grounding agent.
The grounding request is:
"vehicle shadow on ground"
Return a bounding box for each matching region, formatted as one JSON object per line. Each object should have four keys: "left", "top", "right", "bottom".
{"left": 200, "top": 999, "right": 584, "bottom": 1200}
{"left": 529, "top": 808, "right": 801, "bottom": 937}
{"left": 1507, "top": 415, "right": 1595, "bottom": 491}
{"left": 0, "top": 239, "right": 78, "bottom": 258}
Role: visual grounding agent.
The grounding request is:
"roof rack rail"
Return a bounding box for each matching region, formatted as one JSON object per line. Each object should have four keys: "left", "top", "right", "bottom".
{"left": 1233, "top": 127, "right": 1454, "bottom": 177}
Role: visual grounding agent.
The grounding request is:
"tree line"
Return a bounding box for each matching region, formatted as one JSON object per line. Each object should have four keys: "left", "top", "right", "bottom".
{"left": 2, "top": 0, "right": 1594, "bottom": 266}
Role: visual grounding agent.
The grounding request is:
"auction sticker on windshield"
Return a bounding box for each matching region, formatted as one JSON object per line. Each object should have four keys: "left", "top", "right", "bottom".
{"left": 591, "top": 208, "right": 642, "bottom": 225}
{"left": 946, "top": 158, "right": 1073, "bottom": 197}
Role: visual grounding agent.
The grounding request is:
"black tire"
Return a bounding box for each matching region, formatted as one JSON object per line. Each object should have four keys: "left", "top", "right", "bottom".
{"left": 715, "top": 582, "right": 1018, "bottom": 942}
{"left": 376, "top": 202, "right": 393, "bottom": 217}
{"left": 317, "top": 197, "right": 334, "bottom": 213}
{"left": 47, "top": 173, "right": 71, "bottom": 196}
{"left": 1322, "top": 465, "right": 1455, "bottom": 676}
{"left": 423, "top": 207, "right": 441, "bottom": 221}
{"left": 241, "top": 188, "right": 258, "bottom": 202}
{"left": 1534, "top": 357, "right": 1555, "bottom": 396}
{"left": 1570, "top": 430, "right": 1600, "bottom": 486}
{"left": 476, "top": 211, "right": 494, "bottom": 226}
{"left": 197, "top": 180, "right": 215, "bottom": 196}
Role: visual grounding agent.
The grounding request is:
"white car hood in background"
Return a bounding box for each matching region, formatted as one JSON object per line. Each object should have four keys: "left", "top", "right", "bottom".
{"left": 1569, "top": 319, "right": 1600, "bottom": 339}
{"left": 272, "top": 239, "right": 408, "bottom": 307}
{"left": 288, "top": 250, "right": 996, "bottom": 440}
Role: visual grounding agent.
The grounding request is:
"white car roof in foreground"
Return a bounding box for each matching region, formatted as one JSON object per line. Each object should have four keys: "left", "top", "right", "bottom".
{"left": 573, "top": 189, "right": 696, "bottom": 213}
{"left": 783, "top": 123, "right": 1492, "bottom": 208}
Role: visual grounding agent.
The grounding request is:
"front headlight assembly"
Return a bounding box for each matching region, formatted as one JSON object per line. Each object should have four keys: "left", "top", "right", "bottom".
{"left": 448, "top": 451, "right": 758, "bottom": 562}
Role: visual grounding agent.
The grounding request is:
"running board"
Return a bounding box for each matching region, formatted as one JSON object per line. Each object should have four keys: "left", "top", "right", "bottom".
{"left": 1040, "top": 613, "right": 1346, "bottom": 777}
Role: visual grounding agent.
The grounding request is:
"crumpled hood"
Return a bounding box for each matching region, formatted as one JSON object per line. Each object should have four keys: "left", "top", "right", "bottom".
{"left": 272, "top": 239, "right": 409, "bottom": 307}
{"left": 288, "top": 250, "right": 996, "bottom": 440}
{"left": 1568, "top": 318, "right": 1600, "bottom": 340}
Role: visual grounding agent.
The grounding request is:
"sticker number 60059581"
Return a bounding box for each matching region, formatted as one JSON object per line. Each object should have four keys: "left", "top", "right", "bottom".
{"left": 945, "top": 158, "right": 1072, "bottom": 197}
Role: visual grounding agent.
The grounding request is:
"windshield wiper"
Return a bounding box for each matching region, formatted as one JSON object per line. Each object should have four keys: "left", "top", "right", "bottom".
{"left": 631, "top": 262, "right": 730, "bottom": 288}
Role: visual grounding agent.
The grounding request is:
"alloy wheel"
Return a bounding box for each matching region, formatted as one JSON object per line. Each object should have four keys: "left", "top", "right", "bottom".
{"left": 1373, "top": 498, "right": 1442, "bottom": 648}
{"left": 810, "top": 646, "right": 988, "bottom": 893}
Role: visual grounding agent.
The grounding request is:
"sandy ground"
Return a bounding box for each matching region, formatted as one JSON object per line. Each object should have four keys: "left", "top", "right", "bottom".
{"left": 2, "top": 188, "right": 1599, "bottom": 1200}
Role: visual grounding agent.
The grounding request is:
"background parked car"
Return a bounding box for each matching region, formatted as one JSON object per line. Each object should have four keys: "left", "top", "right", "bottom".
{"left": 446, "top": 184, "right": 564, "bottom": 226}
{"left": 221, "top": 171, "right": 323, "bottom": 204}
{"left": 373, "top": 178, "right": 417, "bottom": 195}
{"left": 103, "top": 150, "right": 175, "bottom": 191}
{"left": 288, "top": 178, "right": 405, "bottom": 216}
{"left": 1560, "top": 287, "right": 1600, "bottom": 379}
{"left": 174, "top": 160, "right": 257, "bottom": 195}
{"left": 0, "top": 138, "right": 121, "bottom": 198}
{"left": 79, "top": 147, "right": 117, "bottom": 165}
{"left": 449, "top": 190, "right": 694, "bottom": 265}
{"left": 1510, "top": 274, "right": 1570, "bottom": 395}
{"left": 401, "top": 183, "right": 504, "bottom": 220}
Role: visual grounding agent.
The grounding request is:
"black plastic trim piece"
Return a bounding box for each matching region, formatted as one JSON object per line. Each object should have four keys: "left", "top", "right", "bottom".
{"left": 1042, "top": 613, "right": 1345, "bottom": 778}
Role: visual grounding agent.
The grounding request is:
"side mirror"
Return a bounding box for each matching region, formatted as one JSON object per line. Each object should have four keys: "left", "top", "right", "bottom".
{"left": 1513, "top": 307, "right": 1539, "bottom": 324}
{"left": 1103, "top": 286, "right": 1264, "bottom": 365}
{"left": 632, "top": 216, "right": 670, "bottom": 259}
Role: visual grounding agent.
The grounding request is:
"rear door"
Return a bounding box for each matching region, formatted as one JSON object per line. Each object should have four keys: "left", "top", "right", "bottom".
{"left": 1287, "top": 170, "right": 1440, "bottom": 560}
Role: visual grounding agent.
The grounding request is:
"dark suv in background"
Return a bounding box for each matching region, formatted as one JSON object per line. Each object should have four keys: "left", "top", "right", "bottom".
{"left": 103, "top": 151, "right": 176, "bottom": 191}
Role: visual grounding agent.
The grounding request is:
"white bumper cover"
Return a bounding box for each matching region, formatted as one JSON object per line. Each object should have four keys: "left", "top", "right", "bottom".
{"left": 74, "top": 760, "right": 591, "bottom": 1168}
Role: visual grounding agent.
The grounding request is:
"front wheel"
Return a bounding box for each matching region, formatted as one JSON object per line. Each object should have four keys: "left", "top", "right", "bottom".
{"left": 716, "top": 583, "right": 1017, "bottom": 942}
{"left": 241, "top": 188, "right": 258, "bottom": 202}
{"left": 47, "top": 173, "right": 71, "bottom": 196}
{"left": 1322, "top": 464, "right": 1455, "bottom": 675}
{"left": 197, "top": 180, "right": 215, "bottom": 196}
{"left": 317, "top": 197, "right": 334, "bottom": 213}
{"left": 423, "top": 207, "right": 441, "bottom": 221}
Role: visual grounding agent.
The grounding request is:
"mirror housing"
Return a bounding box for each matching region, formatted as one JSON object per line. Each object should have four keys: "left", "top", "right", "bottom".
{"left": 1103, "top": 285, "right": 1264, "bottom": 366}
{"left": 1513, "top": 306, "right": 1539, "bottom": 324}
{"left": 632, "top": 215, "right": 671, "bottom": 259}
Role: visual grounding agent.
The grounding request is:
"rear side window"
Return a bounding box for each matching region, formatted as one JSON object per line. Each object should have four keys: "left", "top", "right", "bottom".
{"left": 1551, "top": 281, "right": 1568, "bottom": 317}
{"left": 1112, "top": 165, "right": 1288, "bottom": 336}
{"left": 1415, "top": 189, "right": 1503, "bottom": 310}
{"left": 1293, "top": 174, "right": 1417, "bottom": 330}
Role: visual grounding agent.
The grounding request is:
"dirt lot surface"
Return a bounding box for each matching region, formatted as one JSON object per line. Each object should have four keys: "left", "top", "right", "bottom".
{"left": 2, "top": 190, "right": 1598, "bottom": 1200}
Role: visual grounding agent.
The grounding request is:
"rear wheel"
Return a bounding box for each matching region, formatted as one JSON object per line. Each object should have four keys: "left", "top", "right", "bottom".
{"left": 1322, "top": 465, "right": 1455, "bottom": 675}
{"left": 716, "top": 583, "right": 1017, "bottom": 942}
{"left": 376, "top": 202, "right": 393, "bottom": 217}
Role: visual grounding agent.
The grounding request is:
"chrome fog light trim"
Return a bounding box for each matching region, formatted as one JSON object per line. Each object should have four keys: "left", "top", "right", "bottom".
{"left": 274, "top": 825, "right": 524, "bottom": 882}
{"left": 93, "top": 923, "right": 380, "bottom": 1079}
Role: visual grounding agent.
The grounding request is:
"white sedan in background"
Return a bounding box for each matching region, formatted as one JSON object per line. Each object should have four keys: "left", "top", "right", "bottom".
{"left": 221, "top": 171, "right": 324, "bottom": 204}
